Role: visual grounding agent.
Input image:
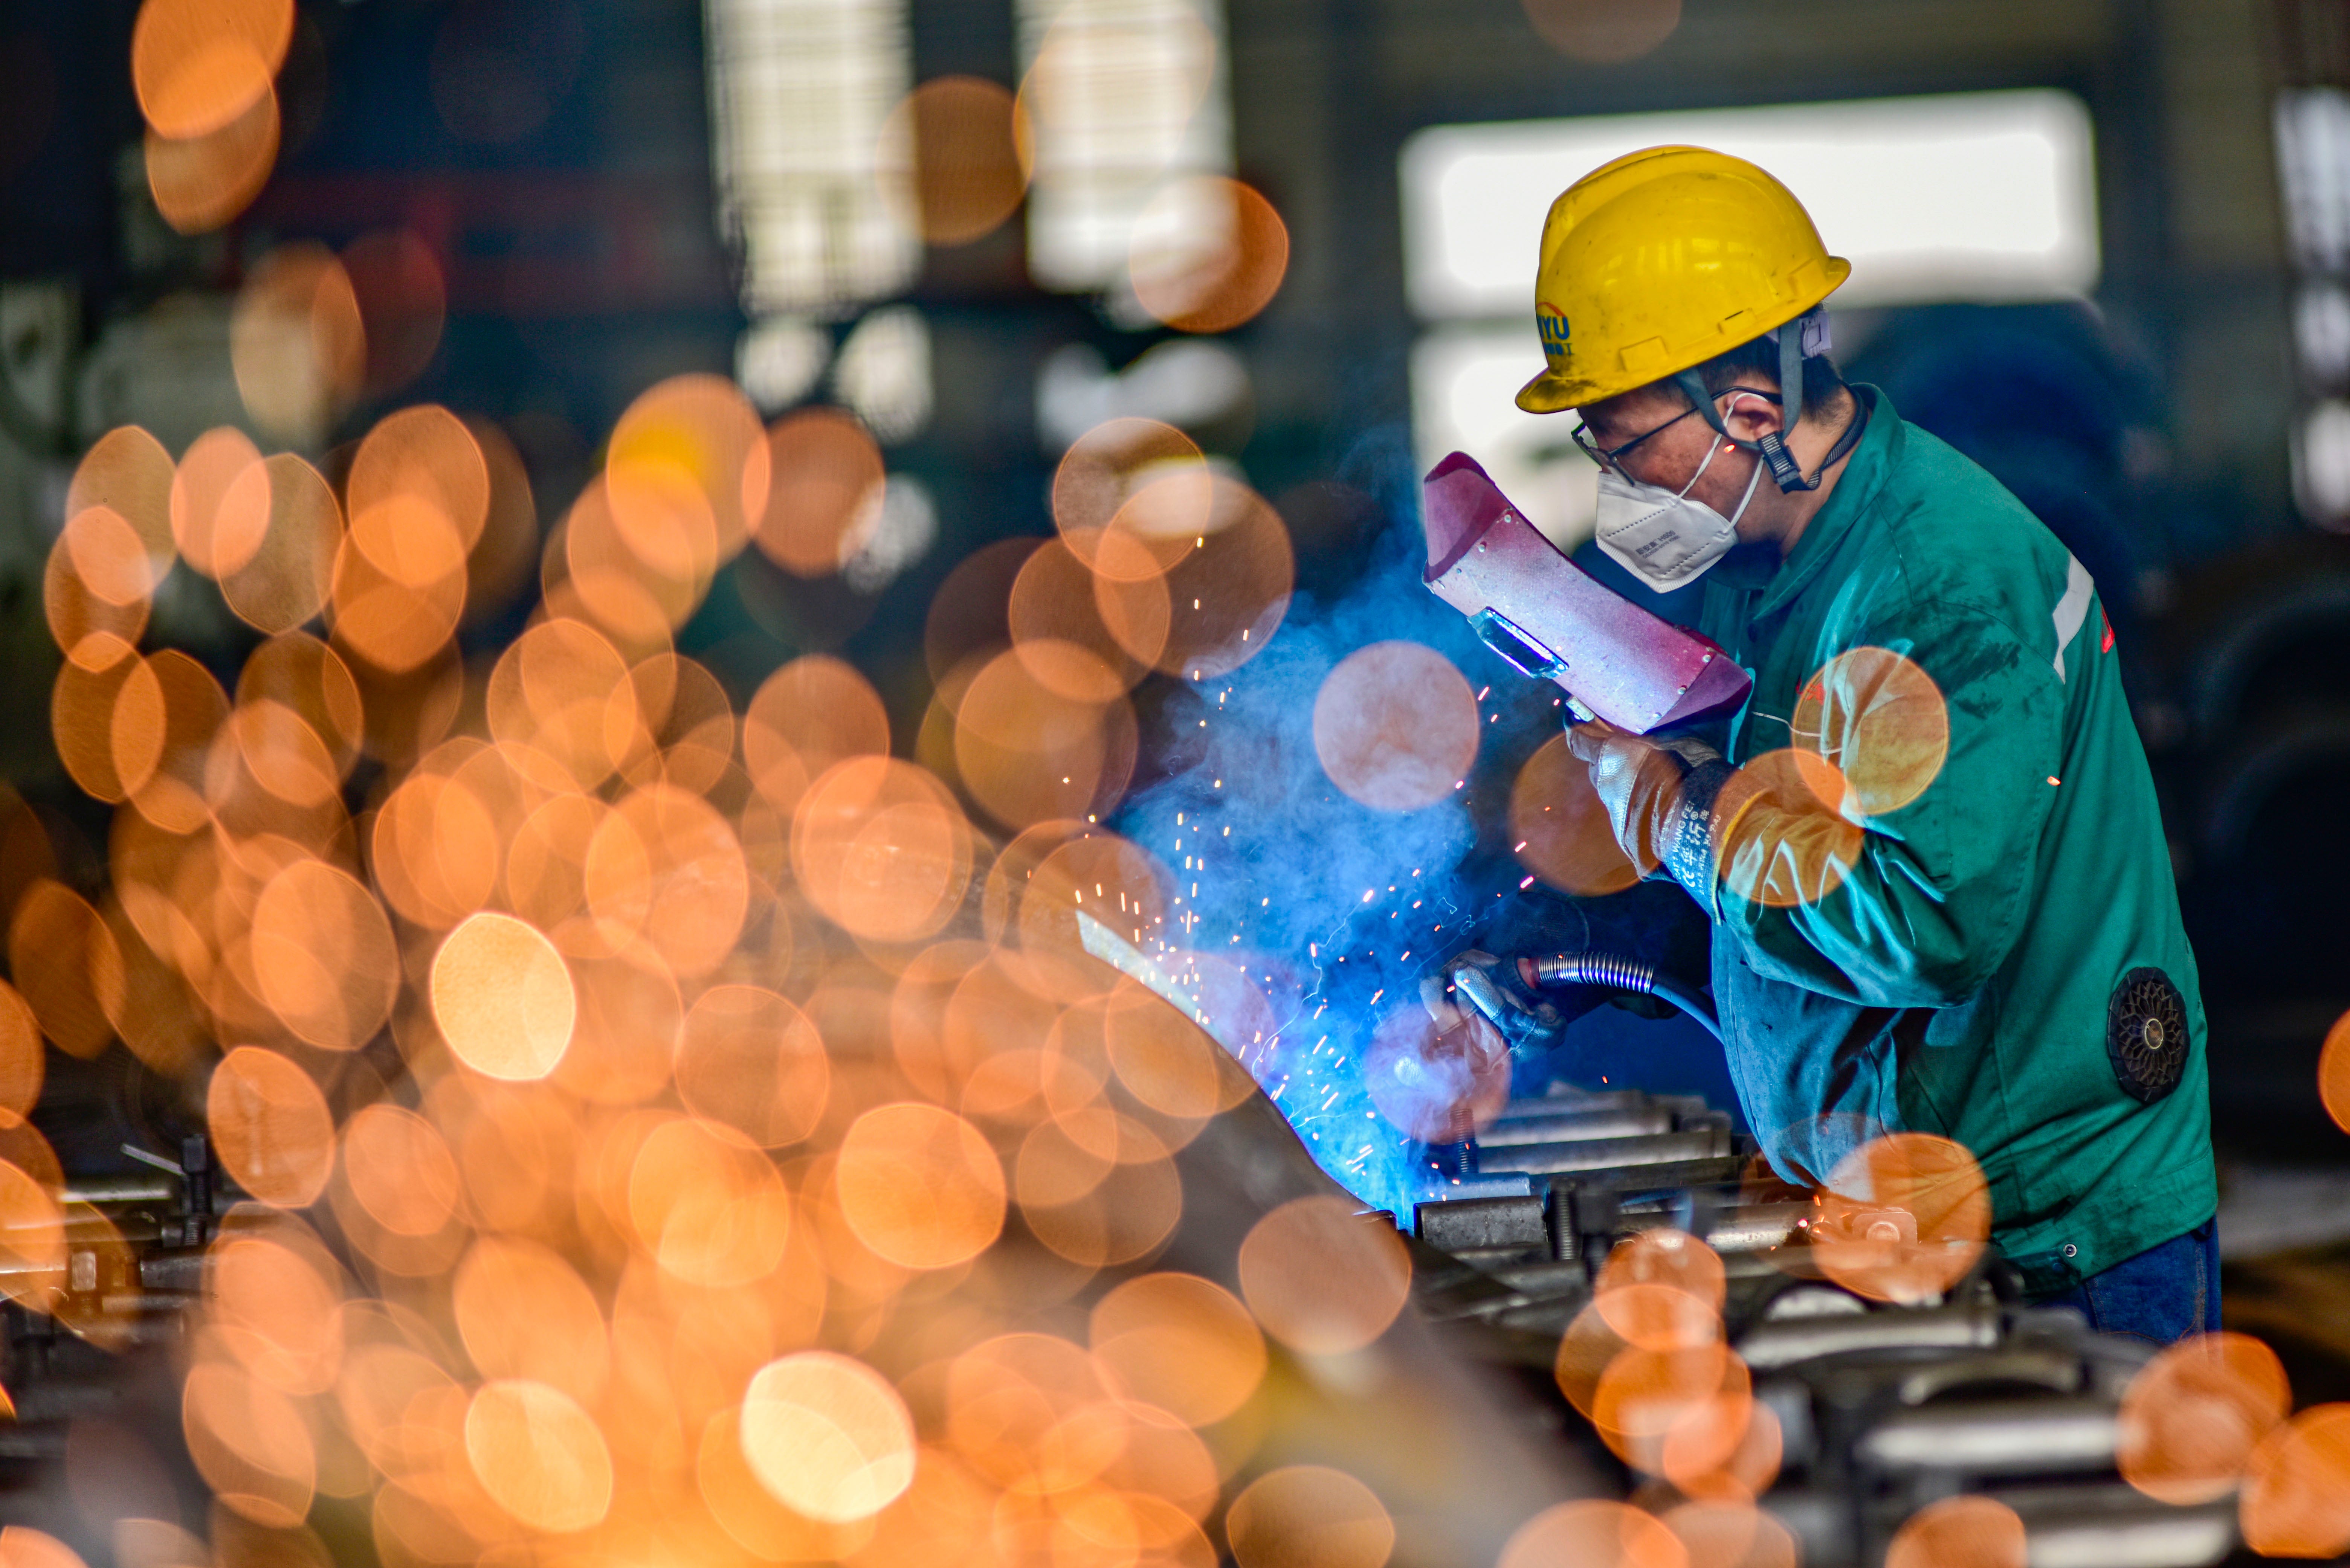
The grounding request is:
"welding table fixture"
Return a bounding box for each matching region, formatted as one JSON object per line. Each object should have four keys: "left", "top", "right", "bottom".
{"left": 1402, "top": 1081, "right": 2237, "bottom": 1568}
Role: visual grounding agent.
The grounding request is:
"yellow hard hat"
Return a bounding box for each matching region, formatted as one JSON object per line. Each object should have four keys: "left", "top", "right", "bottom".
{"left": 1515, "top": 145, "right": 1849, "bottom": 415}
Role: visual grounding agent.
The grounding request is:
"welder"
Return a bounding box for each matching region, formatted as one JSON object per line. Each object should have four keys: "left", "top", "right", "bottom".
{"left": 1489, "top": 146, "right": 2216, "bottom": 1343}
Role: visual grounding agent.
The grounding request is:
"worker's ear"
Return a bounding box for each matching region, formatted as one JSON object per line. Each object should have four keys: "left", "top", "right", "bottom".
{"left": 1719, "top": 388, "right": 1785, "bottom": 447}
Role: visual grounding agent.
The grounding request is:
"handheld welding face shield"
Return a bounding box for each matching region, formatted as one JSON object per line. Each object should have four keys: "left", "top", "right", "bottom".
{"left": 1422, "top": 452, "right": 1751, "bottom": 734}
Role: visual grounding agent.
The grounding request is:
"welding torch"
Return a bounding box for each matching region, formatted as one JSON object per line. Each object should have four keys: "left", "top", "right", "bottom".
{"left": 1438, "top": 949, "right": 1723, "bottom": 1047}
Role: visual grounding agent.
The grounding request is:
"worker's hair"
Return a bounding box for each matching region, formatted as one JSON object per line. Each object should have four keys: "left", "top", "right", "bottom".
{"left": 1690, "top": 332, "right": 1847, "bottom": 415}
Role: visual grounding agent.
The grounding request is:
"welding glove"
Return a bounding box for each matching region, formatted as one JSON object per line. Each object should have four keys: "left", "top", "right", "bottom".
{"left": 1421, "top": 948, "right": 1567, "bottom": 1057}
{"left": 1565, "top": 720, "right": 1734, "bottom": 906}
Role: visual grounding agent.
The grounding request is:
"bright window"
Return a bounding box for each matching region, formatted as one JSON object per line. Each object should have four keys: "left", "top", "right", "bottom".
{"left": 1015, "top": 0, "right": 1233, "bottom": 295}
{"left": 1401, "top": 89, "right": 2101, "bottom": 320}
{"left": 704, "top": 0, "right": 919, "bottom": 316}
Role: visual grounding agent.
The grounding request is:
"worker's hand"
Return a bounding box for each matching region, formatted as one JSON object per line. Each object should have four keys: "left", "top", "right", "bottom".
{"left": 1565, "top": 720, "right": 1719, "bottom": 872}
{"left": 1422, "top": 949, "right": 1566, "bottom": 1057}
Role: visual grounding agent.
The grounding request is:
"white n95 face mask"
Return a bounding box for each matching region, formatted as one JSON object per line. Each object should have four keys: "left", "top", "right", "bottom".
{"left": 1591, "top": 395, "right": 1768, "bottom": 590}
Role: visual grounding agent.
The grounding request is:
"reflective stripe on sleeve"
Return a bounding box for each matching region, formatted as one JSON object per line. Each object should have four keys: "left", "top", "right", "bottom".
{"left": 2051, "top": 554, "right": 2093, "bottom": 682}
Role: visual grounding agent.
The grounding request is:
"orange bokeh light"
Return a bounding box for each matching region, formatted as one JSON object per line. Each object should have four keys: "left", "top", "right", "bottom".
{"left": 0, "top": 1160, "right": 64, "bottom": 1309}
{"left": 9, "top": 880, "right": 127, "bottom": 1061}
{"left": 1312, "top": 641, "right": 1480, "bottom": 813}
{"left": 1710, "top": 749, "right": 1865, "bottom": 910}
{"left": 205, "top": 1228, "right": 347, "bottom": 1395}
{"left": 331, "top": 493, "right": 469, "bottom": 675}
{"left": 1225, "top": 1467, "right": 1393, "bottom": 1568}
{"left": 1592, "top": 1341, "right": 1753, "bottom": 1478}
{"left": 1100, "top": 979, "right": 1252, "bottom": 1120}
{"left": 2118, "top": 1330, "right": 2290, "bottom": 1505}
{"left": 1128, "top": 178, "right": 1289, "bottom": 335}
{"left": 71, "top": 427, "right": 176, "bottom": 569}
{"left": 341, "top": 1103, "right": 465, "bottom": 1240}
{"left": 744, "top": 653, "right": 893, "bottom": 815}
{"left": 170, "top": 426, "right": 267, "bottom": 581}
{"left": 230, "top": 246, "right": 366, "bottom": 442}
{"left": 1597, "top": 1229, "right": 1729, "bottom": 1318}
{"left": 953, "top": 648, "right": 1138, "bottom": 831}
{"left": 677, "top": 985, "right": 830, "bottom": 1149}
{"left": 1051, "top": 419, "right": 1209, "bottom": 584}
{"left": 180, "top": 1361, "right": 316, "bottom": 1528}
{"left": 46, "top": 506, "right": 157, "bottom": 672}
{"left": 1793, "top": 646, "right": 1950, "bottom": 817}
{"left": 1814, "top": 1133, "right": 1991, "bottom": 1304}
{"left": 452, "top": 1236, "right": 609, "bottom": 1408}
{"left": 882, "top": 76, "right": 1029, "bottom": 246}
{"left": 1103, "top": 476, "right": 1292, "bottom": 681}
{"left": 2240, "top": 1403, "right": 2350, "bottom": 1558}
{"left": 132, "top": 0, "right": 295, "bottom": 139}
{"left": 749, "top": 409, "right": 886, "bottom": 578}
{"left": 1236, "top": 1196, "right": 1411, "bottom": 1355}
{"left": 1658, "top": 1500, "right": 1795, "bottom": 1568}
{"left": 207, "top": 1048, "right": 334, "bottom": 1208}
{"left": 835, "top": 1103, "right": 1004, "bottom": 1269}
{"left": 610, "top": 375, "right": 765, "bottom": 570}
{"left": 219, "top": 454, "right": 344, "bottom": 634}
{"left": 0, "top": 982, "right": 41, "bottom": 1128}
{"left": 792, "top": 757, "right": 974, "bottom": 944}
{"left": 1884, "top": 1496, "right": 2025, "bottom": 1568}
{"left": 1512, "top": 731, "right": 1641, "bottom": 894}
{"left": 583, "top": 784, "right": 750, "bottom": 979}
{"left": 250, "top": 859, "right": 399, "bottom": 1051}
{"left": 430, "top": 913, "right": 578, "bottom": 1081}
{"left": 1363, "top": 1001, "right": 1510, "bottom": 1144}
{"left": 146, "top": 86, "right": 281, "bottom": 235}
{"left": 1009, "top": 539, "right": 1160, "bottom": 699}
{"left": 739, "top": 1351, "right": 917, "bottom": 1524}
{"left": 1499, "top": 1499, "right": 1687, "bottom": 1568}
{"left": 626, "top": 1116, "right": 792, "bottom": 1286}
{"left": 2319, "top": 1007, "right": 2350, "bottom": 1136}
{"left": 464, "top": 1379, "right": 615, "bottom": 1533}
{"left": 1089, "top": 1272, "right": 1265, "bottom": 1427}
{"left": 350, "top": 406, "right": 490, "bottom": 552}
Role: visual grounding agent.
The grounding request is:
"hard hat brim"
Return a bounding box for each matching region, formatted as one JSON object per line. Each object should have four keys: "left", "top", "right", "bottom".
{"left": 1513, "top": 255, "right": 1851, "bottom": 416}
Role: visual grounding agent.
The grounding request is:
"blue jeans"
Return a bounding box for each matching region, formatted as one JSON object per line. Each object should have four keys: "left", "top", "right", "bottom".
{"left": 2033, "top": 1219, "right": 2221, "bottom": 1346}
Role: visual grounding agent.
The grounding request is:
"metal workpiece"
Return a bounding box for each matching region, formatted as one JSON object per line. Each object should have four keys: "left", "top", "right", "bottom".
{"left": 1705, "top": 1200, "right": 1810, "bottom": 1253}
{"left": 1412, "top": 1083, "right": 1764, "bottom": 1226}
{"left": 1415, "top": 1195, "right": 1548, "bottom": 1254}
{"left": 1738, "top": 1304, "right": 2004, "bottom": 1370}
{"left": 1856, "top": 1396, "right": 2121, "bottom": 1473}
{"left": 1475, "top": 1106, "right": 1676, "bottom": 1146}
{"left": 1474, "top": 1127, "right": 1736, "bottom": 1175}
{"left": 1402, "top": 1079, "right": 2237, "bottom": 1568}
{"left": 1991, "top": 1486, "right": 2238, "bottom": 1568}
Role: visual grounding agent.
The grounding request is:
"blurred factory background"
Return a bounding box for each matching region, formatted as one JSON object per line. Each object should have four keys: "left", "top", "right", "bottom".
{"left": 22, "top": 11, "right": 2338, "bottom": 1122}
{"left": 7, "top": 0, "right": 2350, "bottom": 1558}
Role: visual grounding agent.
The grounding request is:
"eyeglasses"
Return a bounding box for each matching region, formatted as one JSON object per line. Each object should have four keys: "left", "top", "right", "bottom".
{"left": 1570, "top": 385, "right": 1784, "bottom": 474}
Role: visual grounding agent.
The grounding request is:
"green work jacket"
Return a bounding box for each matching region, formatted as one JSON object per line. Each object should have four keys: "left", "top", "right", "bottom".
{"left": 1690, "top": 385, "right": 2214, "bottom": 1294}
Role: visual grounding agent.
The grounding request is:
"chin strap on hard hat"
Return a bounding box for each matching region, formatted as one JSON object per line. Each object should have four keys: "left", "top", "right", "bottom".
{"left": 1671, "top": 305, "right": 1832, "bottom": 494}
